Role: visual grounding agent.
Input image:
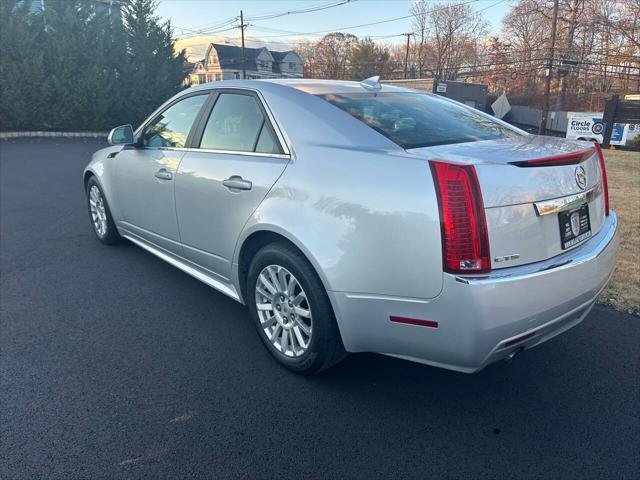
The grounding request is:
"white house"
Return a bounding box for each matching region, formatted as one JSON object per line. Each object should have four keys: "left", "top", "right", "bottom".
{"left": 189, "top": 43, "right": 304, "bottom": 85}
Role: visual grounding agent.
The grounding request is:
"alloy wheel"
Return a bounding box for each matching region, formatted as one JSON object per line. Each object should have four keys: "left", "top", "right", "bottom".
{"left": 255, "top": 265, "right": 313, "bottom": 357}
{"left": 89, "top": 185, "right": 108, "bottom": 237}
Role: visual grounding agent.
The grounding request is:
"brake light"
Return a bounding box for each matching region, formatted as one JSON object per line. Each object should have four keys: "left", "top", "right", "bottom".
{"left": 509, "top": 148, "right": 595, "bottom": 167}
{"left": 594, "top": 143, "right": 610, "bottom": 216}
{"left": 429, "top": 161, "right": 491, "bottom": 274}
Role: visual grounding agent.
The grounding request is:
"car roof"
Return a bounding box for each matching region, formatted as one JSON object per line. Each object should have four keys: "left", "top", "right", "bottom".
{"left": 262, "top": 79, "right": 418, "bottom": 95}
{"left": 187, "top": 78, "right": 420, "bottom": 96}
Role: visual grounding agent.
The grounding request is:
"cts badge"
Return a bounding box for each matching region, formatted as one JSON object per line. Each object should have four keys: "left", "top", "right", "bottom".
{"left": 494, "top": 254, "right": 520, "bottom": 263}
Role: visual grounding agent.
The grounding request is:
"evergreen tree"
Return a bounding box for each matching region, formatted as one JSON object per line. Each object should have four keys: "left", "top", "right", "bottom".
{"left": 122, "top": 0, "right": 187, "bottom": 127}
{"left": 348, "top": 38, "right": 390, "bottom": 81}
{"left": 0, "top": 0, "right": 186, "bottom": 131}
{"left": 0, "top": 1, "right": 47, "bottom": 130}
{"left": 42, "top": 0, "right": 125, "bottom": 130}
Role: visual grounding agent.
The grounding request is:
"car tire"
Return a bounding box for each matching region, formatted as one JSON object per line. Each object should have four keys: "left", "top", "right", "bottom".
{"left": 247, "top": 242, "right": 346, "bottom": 374}
{"left": 86, "top": 176, "right": 120, "bottom": 245}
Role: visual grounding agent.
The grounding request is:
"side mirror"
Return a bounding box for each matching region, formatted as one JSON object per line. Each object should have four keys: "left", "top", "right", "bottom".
{"left": 107, "top": 124, "right": 135, "bottom": 145}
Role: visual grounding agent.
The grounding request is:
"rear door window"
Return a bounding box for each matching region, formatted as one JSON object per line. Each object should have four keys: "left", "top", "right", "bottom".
{"left": 319, "top": 92, "right": 522, "bottom": 149}
{"left": 254, "top": 123, "right": 279, "bottom": 154}
{"left": 199, "top": 93, "right": 282, "bottom": 154}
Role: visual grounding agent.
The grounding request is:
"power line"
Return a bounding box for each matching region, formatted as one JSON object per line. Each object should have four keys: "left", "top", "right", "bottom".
{"left": 302, "top": 55, "right": 639, "bottom": 76}
{"left": 176, "top": 23, "right": 240, "bottom": 39}
{"left": 253, "top": 0, "right": 481, "bottom": 38}
{"left": 174, "top": 17, "right": 239, "bottom": 37}
{"left": 175, "top": 0, "right": 356, "bottom": 39}
{"left": 246, "top": 0, "right": 355, "bottom": 22}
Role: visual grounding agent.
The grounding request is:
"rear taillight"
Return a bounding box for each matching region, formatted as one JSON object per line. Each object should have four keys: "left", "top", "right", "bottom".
{"left": 594, "top": 143, "right": 610, "bottom": 216}
{"left": 429, "top": 160, "right": 491, "bottom": 274}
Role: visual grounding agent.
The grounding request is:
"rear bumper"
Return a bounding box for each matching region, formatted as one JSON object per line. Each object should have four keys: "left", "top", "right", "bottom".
{"left": 329, "top": 212, "right": 619, "bottom": 373}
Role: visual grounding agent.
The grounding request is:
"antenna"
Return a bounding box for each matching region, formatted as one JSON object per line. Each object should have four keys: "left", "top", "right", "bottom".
{"left": 360, "top": 76, "right": 381, "bottom": 91}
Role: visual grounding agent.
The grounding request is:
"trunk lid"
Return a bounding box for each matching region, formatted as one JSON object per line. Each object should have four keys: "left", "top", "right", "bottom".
{"left": 409, "top": 135, "right": 607, "bottom": 269}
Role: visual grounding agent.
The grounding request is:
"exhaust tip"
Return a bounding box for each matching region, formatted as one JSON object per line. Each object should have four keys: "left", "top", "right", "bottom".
{"left": 505, "top": 346, "right": 525, "bottom": 363}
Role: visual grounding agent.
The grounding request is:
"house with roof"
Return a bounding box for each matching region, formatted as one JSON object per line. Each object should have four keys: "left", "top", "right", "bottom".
{"left": 189, "top": 43, "right": 303, "bottom": 85}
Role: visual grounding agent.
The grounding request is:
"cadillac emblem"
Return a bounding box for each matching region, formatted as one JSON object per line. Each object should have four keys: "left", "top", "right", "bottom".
{"left": 575, "top": 165, "right": 587, "bottom": 190}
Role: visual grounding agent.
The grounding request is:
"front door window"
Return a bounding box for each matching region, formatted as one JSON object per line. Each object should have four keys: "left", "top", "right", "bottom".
{"left": 143, "top": 95, "right": 207, "bottom": 148}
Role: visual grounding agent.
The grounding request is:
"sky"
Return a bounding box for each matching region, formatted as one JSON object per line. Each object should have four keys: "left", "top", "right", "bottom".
{"left": 158, "top": 0, "right": 512, "bottom": 60}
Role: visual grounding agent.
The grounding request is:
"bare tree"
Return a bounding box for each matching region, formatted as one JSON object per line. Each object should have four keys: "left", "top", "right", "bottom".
{"left": 410, "top": 0, "right": 429, "bottom": 77}
{"left": 295, "top": 40, "right": 317, "bottom": 78}
{"left": 593, "top": 0, "right": 640, "bottom": 49}
{"left": 417, "top": 1, "right": 489, "bottom": 80}
{"left": 502, "top": 0, "right": 549, "bottom": 96}
{"left": 295, "top": 0, "right": 639, "bottom": 104}
{"left": 488, "top": 0, "right": 639, "bottom": 110}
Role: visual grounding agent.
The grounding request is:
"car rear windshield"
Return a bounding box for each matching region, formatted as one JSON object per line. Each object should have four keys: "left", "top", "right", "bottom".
{"left": 318, "top": 92, "right": 522, "bottom": 149}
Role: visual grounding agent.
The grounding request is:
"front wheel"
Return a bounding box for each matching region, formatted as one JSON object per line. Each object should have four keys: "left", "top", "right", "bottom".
{"left": 86, "top": 177, "right": 120, "bottom": 245}
{"left": 247, "top": 243, "right": 345, "bottom": 374}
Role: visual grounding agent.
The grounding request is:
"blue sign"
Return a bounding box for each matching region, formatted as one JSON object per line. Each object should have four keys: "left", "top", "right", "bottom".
{"left": 591, "top": 117, "right": 625, "bottom": 142}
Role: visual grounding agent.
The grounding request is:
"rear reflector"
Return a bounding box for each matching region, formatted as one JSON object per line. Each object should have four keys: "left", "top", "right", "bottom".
{"left": 594, "top": 142, "right": 610, "bottom": 216}
{"left": 504, "top": 331, "right": 536, "bottom": 347}
{"left": 390, "top": 316, "right": 439, "bottom": 329}
{"left": 509, "top": 148, "right": 595, "bottom": 167}
{"left": 429, "top": 161, "right": 491, "bottom": 274}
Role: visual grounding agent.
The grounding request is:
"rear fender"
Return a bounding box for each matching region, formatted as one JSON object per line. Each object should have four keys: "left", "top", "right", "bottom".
{"left": 233, "top": 149, "right": 444, "bottom": 301}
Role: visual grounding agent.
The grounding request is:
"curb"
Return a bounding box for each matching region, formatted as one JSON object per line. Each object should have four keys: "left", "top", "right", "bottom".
{"left": 0, "top": 131, "right": 108, "bottom": 139}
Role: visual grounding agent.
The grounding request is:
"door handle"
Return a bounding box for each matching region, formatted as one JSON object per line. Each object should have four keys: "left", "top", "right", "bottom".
{"left": 222, "top": 175, "right": 252, "bottom": 191}
{"left": 154, "top": 168, "right": 173, "bottom": 181}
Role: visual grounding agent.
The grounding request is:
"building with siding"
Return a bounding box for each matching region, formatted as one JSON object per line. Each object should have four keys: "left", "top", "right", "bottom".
{"left": 189, "top": 43, "right": 303, "bottom": 85}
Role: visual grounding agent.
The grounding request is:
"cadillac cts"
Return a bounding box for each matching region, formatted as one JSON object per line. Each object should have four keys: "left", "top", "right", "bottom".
{"left": 84, "top": 78, "right": 619, "bottom": 374}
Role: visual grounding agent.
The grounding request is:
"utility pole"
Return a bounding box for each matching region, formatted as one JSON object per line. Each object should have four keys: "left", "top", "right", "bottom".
{"left": 402, "top": 33, "right": 412, "bottom": 79}
{"left": 538, "top": 0, "right": 559, "bottom": 135}
{"left": 240, "top": 10, "right": 246, "bottom": 80}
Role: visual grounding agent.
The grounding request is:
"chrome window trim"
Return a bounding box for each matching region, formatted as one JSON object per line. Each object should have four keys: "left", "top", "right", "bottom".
{"left": 134, "top": 86, "right": 292, "bottom": 157}
{"left": 157, "top": 146, "right": 290, "bottom": 160}
{"left": 135, "top": 91, "right": 212, "bottom": 145}
{"left": 199, "top": 86, "right": 291, "bottom": 157}
{"left": 534, "top": 183, "right": 602, "bottom": 216}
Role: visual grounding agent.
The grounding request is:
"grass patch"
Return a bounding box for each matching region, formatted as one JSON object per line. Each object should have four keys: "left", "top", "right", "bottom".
{"left": 600, "top": 149, "right": 640, "bottom": 315}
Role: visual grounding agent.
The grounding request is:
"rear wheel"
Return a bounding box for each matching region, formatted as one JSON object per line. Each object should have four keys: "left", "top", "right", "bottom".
{"left": 86, "top": 177, "right": 120, "bottom": 245}
{"left": 247, "top": 242, "right": 345, "bottom": 373}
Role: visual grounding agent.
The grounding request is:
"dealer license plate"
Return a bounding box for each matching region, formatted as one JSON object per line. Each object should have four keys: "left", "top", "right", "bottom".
{"left": 559, "top": 204, "right": 591, "bottom": 249}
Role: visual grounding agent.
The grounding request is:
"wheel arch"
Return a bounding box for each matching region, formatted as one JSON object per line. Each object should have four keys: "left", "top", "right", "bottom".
{"left": 234, "top": 226, "right": 349, "bottom": 353}
{"left": 83, "top": 169, "right": 96, "bottom": 190}
{"left": 234, "top": 226, "right": 333, "bottom": 307}
{"left": 82, "top": 157, "right": 122, "bottom": 222}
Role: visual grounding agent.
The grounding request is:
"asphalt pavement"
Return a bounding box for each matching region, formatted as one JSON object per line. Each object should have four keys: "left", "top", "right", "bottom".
{"left": 1, "top": 138, "right": 639, "bottom": 479}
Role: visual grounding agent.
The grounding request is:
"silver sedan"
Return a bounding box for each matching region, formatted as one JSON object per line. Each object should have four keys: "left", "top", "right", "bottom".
{"left": 84, "top": 78, "right": 619, "bottom": 373}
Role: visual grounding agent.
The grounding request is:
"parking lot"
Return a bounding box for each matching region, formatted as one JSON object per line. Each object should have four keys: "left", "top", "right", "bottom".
{"left": 1, "top": 138, "right": 639, "bottom": 479}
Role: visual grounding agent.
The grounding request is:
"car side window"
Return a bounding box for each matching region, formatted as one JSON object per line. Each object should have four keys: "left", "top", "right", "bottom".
{"left": 199, "top": 93, "right": 281, "bottom": 154}
{"left": 254, "top": 123, "right": 279, "bottom": 154}
{"left": 143, "top": 95, "right": 207, "bottom": 148}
